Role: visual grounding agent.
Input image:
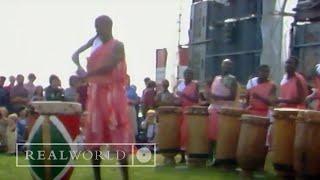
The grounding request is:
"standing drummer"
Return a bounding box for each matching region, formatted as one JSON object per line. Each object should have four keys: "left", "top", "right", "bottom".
{"left": 305, "top": 64, "right": 320, "bottom": 109}
{"left": 246, "top": 65, "right": 277, "bottom": 116}
{"left": 175, "top": 68, "right": 199, "bottom": 164}
{"left": 276, "top": 57, "right": 308, "bottom": 108}
{"left": 207, "top": 59, "right": 238, "bottom": 165}
{"left": 72, "top": 15, "right": 133, "bottom": 180}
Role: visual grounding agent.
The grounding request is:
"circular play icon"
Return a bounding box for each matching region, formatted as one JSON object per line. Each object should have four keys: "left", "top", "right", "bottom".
{"left": 136, "top": 147, "right": 152, "bottom": 163}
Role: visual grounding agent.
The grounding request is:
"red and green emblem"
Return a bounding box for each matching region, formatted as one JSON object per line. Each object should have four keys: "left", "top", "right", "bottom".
{"left": 27, "top": 115, "right": 79, "bottom": 180}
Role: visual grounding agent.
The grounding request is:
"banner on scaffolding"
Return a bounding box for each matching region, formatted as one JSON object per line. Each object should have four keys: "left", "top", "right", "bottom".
{"left": 156, "top": 48, "right": 168, "bottom": 82}
{"left": 177, "top": 46, "right": 189, "bottom": 80}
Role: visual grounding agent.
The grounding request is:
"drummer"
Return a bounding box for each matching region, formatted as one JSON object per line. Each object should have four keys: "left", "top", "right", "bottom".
{"left": 276, "top": 57, "right": 308, "bottom": 108}
{"left": 176, "top": 68, "right": 199, "bottom": 164}
{"left": 207, "top": 59, "right": 238, "bottom": 165}
{"left": 72, "top": 15, "right": 133, "bottom": 180}
{"left": 305, "top": 64, "right": 320, "bottom": 110}
{"left": 246, "top": 65, "right": 276, "bottom": 116}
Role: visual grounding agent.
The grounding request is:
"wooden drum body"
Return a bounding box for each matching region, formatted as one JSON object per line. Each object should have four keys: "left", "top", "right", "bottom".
{"left": 271, "top": 108, "right": 302, "bottom": 176}
{"left": 294, "top": 110, "right": 320, "bottom": 178}
{"left": 185, "top": 106, "right": 209, "bottom": 167}
{"left": 27, "top": 101, "right": 81, "bottom": 180}
{"left": 156, "top": 106, "right": 181, "bottom": 163}
{"left": 237, "top": 114, "right": 269, "bottom": 171}
{"left": 215, "top": 107, "right": 247, "bottom": 166}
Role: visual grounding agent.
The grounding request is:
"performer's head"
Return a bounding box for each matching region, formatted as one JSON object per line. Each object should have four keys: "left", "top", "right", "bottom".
{"left": 144, "top": 77, "right": 151, "bottom": 87}
{"left": 16, "top": 74, "right": 24, "bottom": 85}
{"left": 285, "top": 56, "right": 299, "bottom": 75}
{"left": 161, "top": 79, "right": 169, "bottom": 90}
{"left": 221, "top": 59, "right": 233, "bottom": 75}
{"left": 147, "top": 81, "right": 156, "bottom": 89}
{"left": 184, "top": 68, "right": 194, "bottom": 83}
{"left": 257, "top": 65, "right": 270, "bottom": 81}
{"left": 95, "top": 15, "right": 113, "bottom": 42}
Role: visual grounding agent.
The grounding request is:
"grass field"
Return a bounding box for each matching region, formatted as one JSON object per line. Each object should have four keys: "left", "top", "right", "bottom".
{"left": 0, "top": 153, "right": 279, "bottom": 180}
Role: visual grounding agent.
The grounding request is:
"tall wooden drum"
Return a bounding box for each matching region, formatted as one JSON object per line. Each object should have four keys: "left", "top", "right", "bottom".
{"left": 271, "top": 108, "right": 303, "bottom": 176}
{"left": 236, "top": 114, "right": 269, "bottom": 172}
{"left": 215, "top": 107, "right": 247, "bottom": 166}
{"left": 185, "top": 106, "right": 209, "bottom": 167}
{"left": 156, "top": 106, "right": 181, "bottom": 165}
{"left": 294, "top": 110, "right": 320, "bottom": 178}
{"left": 27, "top": 101, "right": 81, "bottom": 180}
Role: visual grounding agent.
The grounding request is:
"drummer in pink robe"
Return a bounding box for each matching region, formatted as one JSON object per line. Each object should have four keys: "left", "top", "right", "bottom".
{"left": 246, "top": 65, "right": 277, "bottom": 116}
{"left": 175, "top": 68, "right": 199, "bottom": 164}
{"left": 266, "top": 57, "right": 308, "bottom": 149}
{"left": 305, "top": 64, "right": 320, "bottom": 110}
{"left": 276, "top": 57, "right": 308, "bottom": 108}
{"left": 207, "top": 59, "right": 238, "bottom": 165}
{"left": 72, "top": 15, "right": 133, "bottom": 180}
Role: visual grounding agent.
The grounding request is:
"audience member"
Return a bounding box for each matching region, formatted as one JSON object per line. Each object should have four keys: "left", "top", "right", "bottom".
{"left": 155, "top": 79, "right": 174, "bottom": 106}
{"left": 7, "top": 113, "right": 17, "bottom": 154}
{"left": 4, "top": 76, "right": 15, "bottom": 92}
{"left": 16, "top": 107, "right": 27, "bottom": 152}
{"left": 31, "top": 86, "right": 44, "bottom": 101}
{"left": 45, "top": 75, "right": 64, "bottom": 101}
{"left": 10, "top": 75, "right": 29, "bottom": 113}
{"left": 141, "top": 81, "right": 156, "bottom": 118}
{"left": 0, "top": 107, "right": 8, "bottom": 152}
{"left": 64, "top": 75, "right": 80, "bottom": 102}
{"left": 24, "top": 73, "right": 37, "bottom": 99}
{"left": 0, "top": 76, "right": 10, "bottom": 109}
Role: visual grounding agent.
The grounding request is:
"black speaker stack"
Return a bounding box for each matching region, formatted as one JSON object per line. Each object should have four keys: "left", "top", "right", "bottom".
{"left": 189, "top": 0, "right": 262, "bottom": 83}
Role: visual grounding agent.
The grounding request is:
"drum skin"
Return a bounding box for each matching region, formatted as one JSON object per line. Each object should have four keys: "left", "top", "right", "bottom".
{"left": 27, "top": 101, "right": 81, "bottom": 180}
{"left": 236, "top": 114, "right": 269, "bottom": 171}
{"left": 185, "top": 106, "right": 209, "bottom": 166}
{"left": 156, "top": 106, "right": 181, "bottom": 158}
{"left": 294, "top": 110, "right": 320, "bottom": 178}
{"left": 271, "top": 108, "right": 303, "bottom": 176}
{"left": 31, "top": 101, "right": 82, "bottom": 115}
{"left": 215, "top": 107, "right": 247, "bottom": 165}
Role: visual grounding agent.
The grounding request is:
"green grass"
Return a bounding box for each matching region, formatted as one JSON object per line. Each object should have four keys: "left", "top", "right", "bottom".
{"left": 0, "top": 153, "right": 279, "bottom": 180}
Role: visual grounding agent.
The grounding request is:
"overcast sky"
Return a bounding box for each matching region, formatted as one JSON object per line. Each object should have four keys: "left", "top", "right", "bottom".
{"left": 0, "top": 0, "right": 299, "bottom": 95}
{"left": 0, "top": 0, "right": 191, "bottom": 95}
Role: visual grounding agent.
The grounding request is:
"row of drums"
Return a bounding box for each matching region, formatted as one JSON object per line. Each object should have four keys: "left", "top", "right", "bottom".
{"left": 156, "top": 106, "right": 320, "bottom": 178}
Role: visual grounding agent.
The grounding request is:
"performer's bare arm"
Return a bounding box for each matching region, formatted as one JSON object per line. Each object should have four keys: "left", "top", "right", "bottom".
{"left": 306, "top": 89, "right": 318, "bottom": 105}
{"left": 72, "top": 35, "right": 97, "bottom": 66}
{"left": 86, "top": 42, "right": 124, "bottom": 78}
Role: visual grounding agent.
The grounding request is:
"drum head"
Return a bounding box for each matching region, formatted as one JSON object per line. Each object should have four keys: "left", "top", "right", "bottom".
{"left": 297, "top": 110, "right": 320, "bottom": 124}
{"left": 241, "top": 114, "right": 269, "bottom": 125}
{"left": 157, "top": 106, "right": 181, "bottom": 113}
{"left": 273, "top": 108, "right": 302, "bottom": 119}
{"left": 219, "top": 107, "right": 247, "bottom": 117}
{"left": 185, "top": 106, "right": 209, "bottom": 115}
{"left": 31, "top": 101, "right": 82, "bottom": 115}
